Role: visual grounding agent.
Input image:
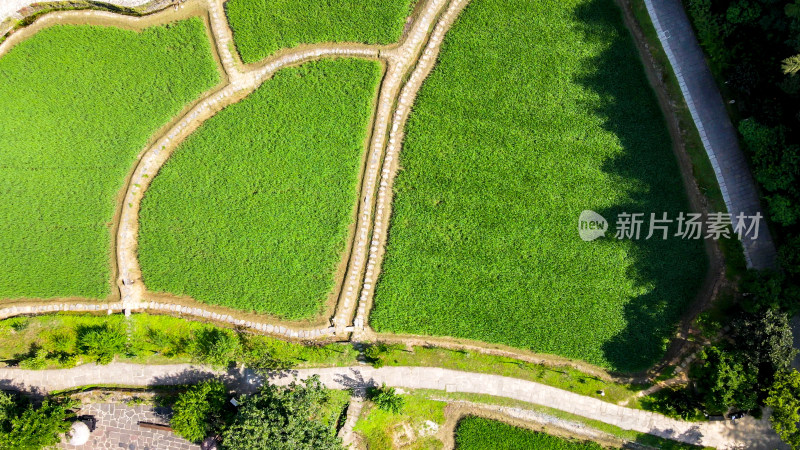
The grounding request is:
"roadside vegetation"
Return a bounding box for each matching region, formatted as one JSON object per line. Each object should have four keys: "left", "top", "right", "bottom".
{"left": 168, "top": 376, "right": 347, "bottom": 448}
{"left": 354, "top": 390, "right": 445, "bottom": 449}
{"left": 0, "top": 313, "right": 358, "bottom": 369}
{"left": 0, "top": 19, "right": 219, "bottom": 300}
{"left": 364, "top": 344, "right": 646, "bottom": 408}
{"left": 225, "top": 0, "right": 415, "bottom": 64}
{"left": 139, "top": 59, "right": 381, "bottom": 319}
{"left": 0, "top": 391, "right": 74, "bottom": 449}
{"left": 455, "top": 416, "right": 602, "bottom": 449}
{"left": 371, "top": 0, "right": 707, "bottom": 372}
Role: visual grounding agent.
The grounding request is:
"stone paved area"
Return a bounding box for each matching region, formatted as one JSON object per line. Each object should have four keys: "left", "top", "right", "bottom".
{"left": 644, "top": 0, "right": 777, "bottom": 269}
{"left": 61, "top": 403, "right": 197, "bottom": 450}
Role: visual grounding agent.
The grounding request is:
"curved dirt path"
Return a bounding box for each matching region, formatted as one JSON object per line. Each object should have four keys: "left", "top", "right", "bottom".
{"left": 0, "top": 0, "right": 151, "bottom": 24}
{"left": 0, "top": 364, "right": 783, "bottom": 449}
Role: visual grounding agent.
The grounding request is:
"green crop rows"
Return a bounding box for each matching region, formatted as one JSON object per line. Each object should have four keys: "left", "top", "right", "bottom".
{"left": 455, "top": 417, "right": 602, "bottom": 449}
{"left": 370, "top": 0, "right": 707, "bottom": 372}
{"left": 139, "top": 59, "right": 381, "bottom": 319}
{"left": 225, "top": 0, "right": 415, "bottom": 64}
{"left": 0, "top": 19, "right": 219, "bottom": 300}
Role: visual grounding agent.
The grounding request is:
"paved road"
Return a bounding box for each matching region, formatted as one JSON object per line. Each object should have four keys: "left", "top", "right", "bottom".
{"left": 0, "top": 364, "right": 784, "bottom": 449}
{"left": 644, "top": 0, "right": 776, "bottom": 269}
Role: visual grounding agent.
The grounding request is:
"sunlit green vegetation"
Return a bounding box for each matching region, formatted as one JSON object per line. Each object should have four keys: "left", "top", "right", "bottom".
{"left": 371, "top": 0, "right": 707, "bottom": 372}
{"left": 0, "top": 19, "right": 219, "bottom": 300}
{"left": 139, "top": 59, "right": 381, "bottom": 318}
{"left": 225, "top": 0, "right": 414, "bottom": 63}
{"left": 455, "top": 416, "right": 602, "bottom": 449}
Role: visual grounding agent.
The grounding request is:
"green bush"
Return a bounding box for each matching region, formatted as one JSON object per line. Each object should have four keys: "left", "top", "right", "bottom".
{"left": 192, "top": 328, "right": 241, "bottom": 368}
{"left": 367, "top": 384, "right": 404, "bottom": 414}
{"left": 0, "top": 397, "right": 74, "bottom": 449}
{"left": 77, "top": 324, "right": 127, "bottom": 365}
{"left": 171, "top": 379, "right": 230, "bottom": 443}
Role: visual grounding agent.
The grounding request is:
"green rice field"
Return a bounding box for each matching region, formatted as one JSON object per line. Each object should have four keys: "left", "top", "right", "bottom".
{"left": 225, "top": 0, "right": 415, "bottom": 64}
{"left": 0, "top": 19, "right": 219, "bottom": 300}
{"left": 455, "top": 417, "right": 602, "bottom": 449}
{"left": 370, "top": 0, "right": 707, "bottom": 372}
{"left": 138, "top": 59, "right": 381, "bottom": 319}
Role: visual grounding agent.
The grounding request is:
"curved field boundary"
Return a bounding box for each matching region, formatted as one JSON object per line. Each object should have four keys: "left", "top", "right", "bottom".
{"left": 0, "top": 364, "right": 782, "bottom": 448}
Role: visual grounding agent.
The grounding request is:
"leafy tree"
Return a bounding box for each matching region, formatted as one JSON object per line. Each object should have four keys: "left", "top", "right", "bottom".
{"left": 766, "top": 370, "right": 800, "bottom": 449}
{"left": 77, "top": 324, "right": 127, "bottom": 364}
{"left": 171, "top": 379, "right": 230, "bottom": 443}
{"left": 222, "top": 375, "right": 342, "bottom": 450}
{"left": 731, "top": 308, "right": 797, "bottom": 375}
{"left": 691, "top": 346, "right": 759, "bottom": 414}
{"left": 783, "top": 54, "right": 800, "bottom": 75}
{"left": 193, "top": 328, "right": 241, "bottom": 368}
{"left": 367, "top": 384, "right": 404, "bottom": 414}
{"left": 0, "top": 398, "right": 74, "bottom": 449}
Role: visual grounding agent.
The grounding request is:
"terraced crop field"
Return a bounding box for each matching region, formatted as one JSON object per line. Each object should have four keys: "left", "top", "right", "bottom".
{"left": 0, "top": 18, "right": 219, "bottom": 300}
{"left": 225, "top": 0, "right": 415, "bottom": 63}
{"left": 138, "top": 59, "right": 381, "bottom": 319}
{"left": 455, "top": 417, "right": 603, "bottom": 449}
{"left": 370, "top": 0, "right": 707, "bottom": 372}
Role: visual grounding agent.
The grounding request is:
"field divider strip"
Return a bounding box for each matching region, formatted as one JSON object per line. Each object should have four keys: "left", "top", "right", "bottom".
{"left": 331, "top": 0, "right": 451, "bottom": 332}
{"left": 349, "top": 0, "right": 471, "bottom": 333}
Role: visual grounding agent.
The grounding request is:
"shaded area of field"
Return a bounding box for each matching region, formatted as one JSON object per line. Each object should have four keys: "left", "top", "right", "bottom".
{"left": 370, "top": 0, "right": 707, "bottom": 372}
{"left": 455, "top": 416, "right": 602, "bottom": 449}
{"left": 0, "top": 19, "right": 219, "bottom": 300}
{"left": 225, "top": 0, "right": 414, "bottom": 64}
{"left": 139, "top": 59, "right": 381, "bottom": 319}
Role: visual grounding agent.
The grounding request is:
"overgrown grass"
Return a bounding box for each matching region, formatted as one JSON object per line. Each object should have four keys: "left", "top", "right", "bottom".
{"left": 353, "top": 390, "right": 446, "bottom": 449}
{"left": 225, "top": 0, "right": 415, "bottom": 64}
{"left": 368, "top": 345, "right": 646, "bottom": 408}
{"left": 0, "top": 19, "right": 219, "bottom": 300}
{"left": 139, "top": 59, "right": 381, "bottom": 318}
{"left": 455, "top": 416, "right": 602, "bottom": 449}
{"left": 0, "top": 313, "right": 358, "bottom": 368}
{"left": 371, "top": 0, "right": 708, "bottom": 372}
{"left": 430, "top": 391, "right": 708, "bottom": 450}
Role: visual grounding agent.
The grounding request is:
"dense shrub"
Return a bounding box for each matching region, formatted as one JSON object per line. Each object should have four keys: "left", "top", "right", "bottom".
{"left": 367, "top": 384, "right": 404, "bottom": 414}
{"left": 77, "top": 324, "right": 127, "bottom": 365}
{"left": 0, "top": 393, "right": 74, "bottom": 449}
{"left": 171, "top": 380, "right": 230, "bottom": 443}
{"left": 191, "top": 328, "right": 241, "bottom": 368}
{"left": 222, "top": 375, "right": 341, "bottom": 449}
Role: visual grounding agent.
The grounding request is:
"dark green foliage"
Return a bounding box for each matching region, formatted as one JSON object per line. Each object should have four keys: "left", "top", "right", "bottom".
{"left": 730, "top": 308, "right": 797, "bottom": 375}
{"left": 139, "top": 59, "right": 381, "bottom": 318}
{"left": 0, "top": 394, "right": 74, "bottom": 449}
{"left": 225, "top": 0, "right": 413, "bottom": 63}
{"left": 640, "top": 387, "right": 705, "bottom": 421}
{"left": 685, "top": 0, "right": 800, "bottom": 325}
{"left": 77, "top": 324, "right": 127, "bottom": 365}
{"left": 691, "top": 346, "right": 759, "bottom": 414}
{"left": 371, "top": 0, "right": 707, "bottom": 372}
{"left": 222, "top": 375, "right": 342, "bottom": 450}
{"left": 171, "top": 379, "right": 230, "bottom": 443}
{"left": 455, "top": 416, "right": 602, "bottom": 449}
{"left": 766, "top": 370, "right": 800, "bottom": 449}
{"left": 367, "top": 384, "right": 404, "bottom": 414}
{"left": 0, "top": 19, "right": 219, "bottom": 299}
{"left": 363, "top": 343, "right": 404, "bottom": 368}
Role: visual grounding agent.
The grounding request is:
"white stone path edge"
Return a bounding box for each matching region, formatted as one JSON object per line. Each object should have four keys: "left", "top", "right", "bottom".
{"left": 0, "top": 364, "right": 784, "bottom": 449}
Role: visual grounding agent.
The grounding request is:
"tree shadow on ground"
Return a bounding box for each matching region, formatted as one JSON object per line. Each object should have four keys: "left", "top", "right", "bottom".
{"left": 571, "top": 0, "right": 708, "bottom": 373}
